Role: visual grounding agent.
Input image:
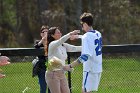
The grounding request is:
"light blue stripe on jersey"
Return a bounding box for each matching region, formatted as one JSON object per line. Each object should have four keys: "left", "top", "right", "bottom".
{"left": 84, "top": 72, "right": 89, "bottom": 92}
{"left": 78, "top": 54, "right": 89, "bottom": 63}
{"left": 80, "top": 54, "right": 88, "bottom": 61}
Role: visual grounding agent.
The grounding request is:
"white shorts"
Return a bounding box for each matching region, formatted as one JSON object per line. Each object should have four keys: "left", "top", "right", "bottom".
{"left": 82, "top": 71, "right": 102, "bottom": 92}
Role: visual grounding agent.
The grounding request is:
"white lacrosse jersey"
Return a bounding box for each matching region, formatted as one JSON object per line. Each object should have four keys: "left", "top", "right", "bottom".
{"left": 81, "top": 30, "right": 102, "bottom": 73}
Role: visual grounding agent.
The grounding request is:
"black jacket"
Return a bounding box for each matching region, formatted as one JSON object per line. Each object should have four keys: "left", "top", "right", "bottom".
{"left": 34, "top": 40, "right": 47, "bottom": 71}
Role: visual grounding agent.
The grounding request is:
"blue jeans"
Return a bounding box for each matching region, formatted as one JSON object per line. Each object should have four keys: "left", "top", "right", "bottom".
{"left": 38, "top": 69, "right": 51, "bottom": 93}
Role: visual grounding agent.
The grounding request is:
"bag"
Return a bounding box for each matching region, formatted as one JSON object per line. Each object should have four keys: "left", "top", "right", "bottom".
{"left": 32, "top": 57, "right": 41, "bottom": 77}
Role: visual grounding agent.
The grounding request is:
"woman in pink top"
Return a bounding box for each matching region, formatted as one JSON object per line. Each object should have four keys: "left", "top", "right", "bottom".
{"left": 45, "top": 27, "right": 81, "bottom": 93}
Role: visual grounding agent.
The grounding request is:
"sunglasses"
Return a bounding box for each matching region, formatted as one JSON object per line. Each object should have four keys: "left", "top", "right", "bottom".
{"left": 41, "top": 31, "right": 48, "bottom": 33}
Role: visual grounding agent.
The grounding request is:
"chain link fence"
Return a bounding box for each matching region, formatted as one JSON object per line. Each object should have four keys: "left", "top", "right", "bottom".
{"left": 68, "top": 53, "right": 140, "bottom": 93}
{"left": 0, "top": 45, "right": 140, "bottom": 93}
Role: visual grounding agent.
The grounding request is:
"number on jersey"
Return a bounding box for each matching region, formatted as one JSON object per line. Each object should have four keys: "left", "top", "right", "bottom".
{"left": 95, "top": 37, "right": 102, "bottom": 56}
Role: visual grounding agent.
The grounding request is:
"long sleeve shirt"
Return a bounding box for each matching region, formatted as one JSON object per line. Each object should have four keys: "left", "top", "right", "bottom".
{"left": 48, "top": 33, "right": 81, "bottom": 67}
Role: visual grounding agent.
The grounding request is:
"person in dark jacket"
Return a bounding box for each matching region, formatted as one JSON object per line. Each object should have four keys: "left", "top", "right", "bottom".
{"left": 34, "top": 25, "right": 50, "bottom": 93}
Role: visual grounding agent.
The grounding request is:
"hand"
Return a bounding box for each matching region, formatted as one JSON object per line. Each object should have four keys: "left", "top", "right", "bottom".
{"left": 63, "top": 65, "right": 70, "bottom": 71}
{"left": 70, "top": 30, "right": 80, "bottom": 35}
{"left": 40, "top": 35, "right": 47, "bottom": 45}
{"left": 63, "top": 65, "right": 74, "bottom": 72}
{"left": 70, "top": 35, "right": 79, "bottom": 40}
{"left": 42, "top": 34, "right": 47, "bottom": 41}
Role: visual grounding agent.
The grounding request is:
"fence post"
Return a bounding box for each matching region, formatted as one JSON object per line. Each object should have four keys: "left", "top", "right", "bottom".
{"left": 67, "top": 53, "right": 72, "bottom": 93}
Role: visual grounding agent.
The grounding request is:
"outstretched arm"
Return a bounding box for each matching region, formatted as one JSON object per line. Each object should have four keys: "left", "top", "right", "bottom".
{"left": 63, "top": 43, "right": 81, "bottom": 52}
{"left": 63, "top": 54, "right": 90, "bottom": 71}
{"left": 49, "top": 30, "right": 80, "bottom": 53}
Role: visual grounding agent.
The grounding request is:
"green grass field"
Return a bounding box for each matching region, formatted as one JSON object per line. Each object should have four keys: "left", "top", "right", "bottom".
{"left": 0, "top": 57, "right": 140, "bottom": 93}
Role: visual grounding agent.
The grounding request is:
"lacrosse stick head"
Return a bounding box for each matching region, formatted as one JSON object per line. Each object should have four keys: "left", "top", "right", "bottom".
{"left": 0, "top": 56, "right": 10, "bottom": 66}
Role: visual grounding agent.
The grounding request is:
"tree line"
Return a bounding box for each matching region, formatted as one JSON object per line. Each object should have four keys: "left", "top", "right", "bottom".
{"left": 0, "top": 0, "right": 140, "bottom": 47}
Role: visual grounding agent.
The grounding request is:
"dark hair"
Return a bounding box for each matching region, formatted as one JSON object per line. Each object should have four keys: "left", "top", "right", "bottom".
{"left": 40, "top": 25, "right": 49, "bottom": 32}
{"left": 80, "top": 12, "right": 93, "bottom": 26}
{"left": 47, "top": 27, "right": 59, "bottom": 47}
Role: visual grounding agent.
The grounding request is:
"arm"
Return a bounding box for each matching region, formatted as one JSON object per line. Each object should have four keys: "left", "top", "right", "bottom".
{"left": 63, "top": 54, "right": 90, "bottom": 71}
{"left": 34, "top": 40, "right": 43, "bottom": 48}
{"left": 63, "top": 34, "right": 91, "bottom": 71}
{"left": 34, "top": 34, "right": 47, "bottom": 48}
{"left": 49, "top": 30, "right": 80, "bottom": 52}
{"left": 70, "top": 35, "right": 83, "bottom": 40}
{"left": 71, "top": 54, "right": 90, "bottom": 67}
{"left": 49, "top": 33, "right": 71, "bottom": 51}
{"left": 63, "top": 43, "right": 81, "bottom": 52}
{"left": 62, "top": 59, "right": 81, "bottom": 71}
{"left": 69, "top": 59, "right": 81, "bottom": 68}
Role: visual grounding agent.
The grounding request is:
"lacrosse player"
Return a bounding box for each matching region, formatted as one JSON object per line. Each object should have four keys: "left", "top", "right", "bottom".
{"left": 64, "top": 12, "right": 103, "bottom": 93}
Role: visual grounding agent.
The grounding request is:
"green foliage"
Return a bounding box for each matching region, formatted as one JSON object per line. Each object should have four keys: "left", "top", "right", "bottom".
{"left": 0, "top": 0, "right": 140, "bottom": 47}
{"left": 0, "top": 28, "right": 19, "bottom": 47}
{"left": 2, "top": 0, "right": 17, "bottom": 26}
